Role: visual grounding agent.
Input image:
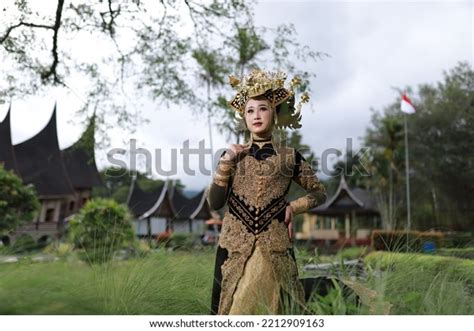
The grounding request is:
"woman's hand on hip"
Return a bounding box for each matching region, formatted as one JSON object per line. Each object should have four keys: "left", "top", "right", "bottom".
{"left": 284, "top": 204, "right": 294, "bottom": 242}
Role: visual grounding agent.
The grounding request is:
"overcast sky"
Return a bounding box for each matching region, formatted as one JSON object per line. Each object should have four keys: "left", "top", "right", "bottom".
{"left": 0, "top": 0, "right": 472, "bottom": 191}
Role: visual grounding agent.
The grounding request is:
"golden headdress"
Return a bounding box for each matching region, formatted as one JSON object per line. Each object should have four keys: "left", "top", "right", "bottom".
{"left": 228, "top": 68, "right": 310, "bottom": 129}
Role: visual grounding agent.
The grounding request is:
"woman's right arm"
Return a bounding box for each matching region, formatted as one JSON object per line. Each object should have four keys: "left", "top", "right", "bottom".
{"left": 207, "top": 152, "right": 236, "bottom": 210}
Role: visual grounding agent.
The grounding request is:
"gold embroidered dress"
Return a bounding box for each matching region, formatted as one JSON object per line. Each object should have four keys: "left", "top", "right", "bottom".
{"left": 208, "top": 135, "right": 327, "bottom": 315}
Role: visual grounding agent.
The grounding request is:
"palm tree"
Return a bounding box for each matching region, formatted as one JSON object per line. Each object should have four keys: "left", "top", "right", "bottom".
{"left": 365, "top": 114, "right": 404, "bottom": 229}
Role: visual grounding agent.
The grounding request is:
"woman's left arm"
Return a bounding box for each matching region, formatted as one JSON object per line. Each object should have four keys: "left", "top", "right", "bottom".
{"left": 289, "top": 150, "right": 327, "bottom": 215}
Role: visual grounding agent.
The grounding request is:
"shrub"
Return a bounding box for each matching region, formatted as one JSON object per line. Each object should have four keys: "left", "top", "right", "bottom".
{"left": 42, "top": 241, "right": 74, "bottom": 258}
{"left": 437, "top": 247, "right": 474, "bottom": 260}
{"left": 68, "top": 198, "right": 136, "bottom": 264}
{"left": 444, "top": 232, "right": 473, "bottom": 248}
{"left": 11, "top": 234, "right": 37, "bottom": 254}
{"left": 364, "top": 251, "right": 474, "bottom": 284}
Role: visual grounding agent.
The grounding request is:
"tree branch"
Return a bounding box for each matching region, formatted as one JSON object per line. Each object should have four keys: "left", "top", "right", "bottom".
{"left": 40, "top": 0, "right": 65, "bottom": 84}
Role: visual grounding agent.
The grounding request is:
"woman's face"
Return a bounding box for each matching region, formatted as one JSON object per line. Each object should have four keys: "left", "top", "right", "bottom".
{"left": 244, "top": 98, "right": 274, "bottom": 135}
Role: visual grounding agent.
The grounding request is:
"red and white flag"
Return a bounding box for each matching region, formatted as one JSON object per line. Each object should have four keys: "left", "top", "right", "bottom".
{"left": 400, "top": 92, "right": 416, "bottom": 114}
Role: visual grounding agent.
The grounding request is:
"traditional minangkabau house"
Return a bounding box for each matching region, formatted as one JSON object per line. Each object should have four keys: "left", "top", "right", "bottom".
{"left": 127, "top": 178, "right": 212, "bottom": 240}
{"left": 296, "top": 175, "right": 381, "bottom": 248}
{"left": 0, "top": 104, "right": 102, "bottom": 245}
{"left": 169, "top": 185, "right": 212, "bottom": 234}
{"left": 127, "top": 179, "right": 175, "bottom": 240}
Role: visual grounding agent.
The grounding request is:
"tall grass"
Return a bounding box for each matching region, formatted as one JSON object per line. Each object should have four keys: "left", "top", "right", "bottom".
{"left": 364, "top": 251, "right": 474, "bottom": 314}
{"left": 0, "top": 249, "right": 215, "bottom": 314}
{"left": 1, "top": 246, "right": 472, "bottom": 314}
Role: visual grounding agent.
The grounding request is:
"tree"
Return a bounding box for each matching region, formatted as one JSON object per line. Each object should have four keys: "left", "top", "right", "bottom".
{"left": 0, "top": 0, "right": 255, "bottom": 148}
{"left": 1, "top": 2, "right": 329, "bottom": 152}
{"left": 364, "top": 111, "right": 405, "bottom": 230}
{"left": 362, "top": 61, "right": 474, "bottom": 231}
{"left": 409, "top": 61, "right": 474, "bottom": 230}
{"left": 0, "top": 164, "right": 40, "bottom": 235}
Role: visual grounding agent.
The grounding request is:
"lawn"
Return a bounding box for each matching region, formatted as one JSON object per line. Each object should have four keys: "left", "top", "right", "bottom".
{"left": 0, "top": 249, "right": 215, "bottom": 314}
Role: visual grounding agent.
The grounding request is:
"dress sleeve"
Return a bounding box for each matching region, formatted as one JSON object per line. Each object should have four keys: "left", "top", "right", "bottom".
{"left": 207, "top": 151, "right": 236, "bottom": 210}
{"left": 289, "top": 150, "right": 327, "bottom": 215}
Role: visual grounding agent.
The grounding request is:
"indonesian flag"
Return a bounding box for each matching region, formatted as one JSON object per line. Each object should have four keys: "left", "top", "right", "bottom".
{"left": 400, "top": 92, "right": 416, "bottom": 114}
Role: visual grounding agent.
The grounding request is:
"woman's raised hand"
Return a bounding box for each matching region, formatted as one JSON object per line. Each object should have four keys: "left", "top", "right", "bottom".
{"left": 221, "top": 143, "right": 251, "bottom": 162}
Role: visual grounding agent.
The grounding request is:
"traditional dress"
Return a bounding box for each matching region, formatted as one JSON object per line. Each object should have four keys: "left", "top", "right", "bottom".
{"left": 208, "top": 135, "right": 327, "bottom": 315}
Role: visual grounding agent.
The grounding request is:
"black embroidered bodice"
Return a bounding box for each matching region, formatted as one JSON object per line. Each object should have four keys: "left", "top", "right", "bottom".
{"left": 227, "top": 139, "right": 292, "bottom": 235}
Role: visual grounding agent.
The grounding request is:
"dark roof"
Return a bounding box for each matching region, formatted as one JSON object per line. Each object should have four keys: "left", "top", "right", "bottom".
{"left": 127, "top": 180, "right": 175, "bottom": 219}
{"left": 310, "top": 176, "right": 379, "bottom": 216}
{"left": 0, "top": 106, "right": 19, "bottom": 174}
{"left": 61, "top": 114, "right": 102, "bottom": 189}
{"left": 171, "top": 188, "right": 212, "bottom": 220}
{"left": 13, "top": 105, "right": 75, "bottom": 197}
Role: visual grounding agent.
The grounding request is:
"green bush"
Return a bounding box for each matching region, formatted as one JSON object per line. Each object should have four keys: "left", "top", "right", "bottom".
{"left": 437, "top": 247, "right": 474, "bottom": 259}
{"left": 68, "top": 198, "right": 136, "bottom": 264}
{"left": 11, "top": 234, "right": 37, "bottom": 254}
{"left": 444, "top": 232, "right": 473, "bottom": 248}
{"left": 42, "top": 241, "right": 74, "bottom": 258}
{"left": 0, "top": 164, "right": 40, "bottom": 235}
{"left": 365, "top": 251, "right": 474, "bottom": 284}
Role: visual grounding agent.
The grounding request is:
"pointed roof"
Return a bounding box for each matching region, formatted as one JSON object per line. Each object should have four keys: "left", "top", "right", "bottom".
{"left": 170, "top": 187, "right": 212, "bottom": 220}
{"left": 61, "top": 113, "right": 103, "bottom": 189}
{"left": 13, "top": 105, "right": 75, "bottom": 197}
{"left": 0, "top": 105, "right": 19, "bottom": 174}
{"left": 127, "top": 179, "right": 175, "bottom": 219}
{"left": 310, "top": 175, "right": 379, "bottom": 216}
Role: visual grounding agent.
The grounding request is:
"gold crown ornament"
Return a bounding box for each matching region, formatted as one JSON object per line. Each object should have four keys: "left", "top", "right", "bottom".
{"left": 228, "top": 68, "right": 310, "bottom": 129}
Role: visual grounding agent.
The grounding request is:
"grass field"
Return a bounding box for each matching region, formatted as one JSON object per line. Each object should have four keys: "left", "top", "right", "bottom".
{"left": 0, "top": 249, "right": 215, "bottom": 314}
{"left": 0, "top": 246, "right": 472, "bottom": 315}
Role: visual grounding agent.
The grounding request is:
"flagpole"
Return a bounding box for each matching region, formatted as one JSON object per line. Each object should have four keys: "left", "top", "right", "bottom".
{"left": 404, "top": 113, "right": 411, "bottom": 252}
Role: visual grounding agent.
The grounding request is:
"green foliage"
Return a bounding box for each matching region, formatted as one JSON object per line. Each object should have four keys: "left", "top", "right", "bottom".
{"left": 307, "top": 279, "right": 361, "bottom": 315}
{"left": 11, "top": 234, "right": 37, "bottom": 254}
{"left": 365, "top": 251, "right": 474, "bottom": 290}
{"left": 444, "top": 231, "right": 473, "bottom": 248}
{"left": 0, "top": 164, "right": 40, "bottom": 234}
{"left": 68, "top": 198, "right": 135, "bottom": 264}
{"left": 437, "top": 247, "right": 474, "bottom": 260}
{"left": 42, "top": 241, "right": 74, "bottom": 258}
{"left": 361, "top": 61, "right": 474, "bottom": 231}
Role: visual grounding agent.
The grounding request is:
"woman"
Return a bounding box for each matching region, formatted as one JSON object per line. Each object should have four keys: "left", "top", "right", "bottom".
{"left": 208, "top": 69, "right": 327, "bottom": 315}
